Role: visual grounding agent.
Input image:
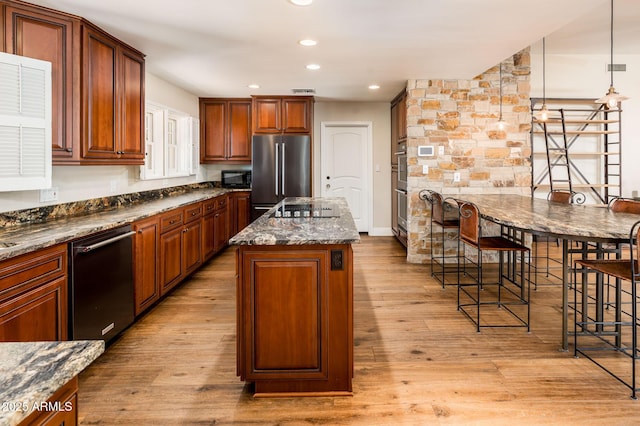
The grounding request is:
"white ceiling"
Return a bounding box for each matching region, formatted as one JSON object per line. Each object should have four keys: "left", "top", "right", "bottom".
{"left": 24, "top": 0, "right": 640, "bottom": 102}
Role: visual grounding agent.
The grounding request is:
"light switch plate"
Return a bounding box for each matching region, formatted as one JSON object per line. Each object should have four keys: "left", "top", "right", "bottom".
{"left": 453, "top": 172, "right": 461, "bottom": 182}
{"left": 39, "top": 187, "right": 58, "bottom": 202}
{"left": 422, "top": 165, "right": 429, "bottom": 174}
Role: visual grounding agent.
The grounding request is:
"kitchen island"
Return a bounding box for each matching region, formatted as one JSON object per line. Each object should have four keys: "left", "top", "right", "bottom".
{"left": 229, "top": 197, "right": 360, "bottom": 396}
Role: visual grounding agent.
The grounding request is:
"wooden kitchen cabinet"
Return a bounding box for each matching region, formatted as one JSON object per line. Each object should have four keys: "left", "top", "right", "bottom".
{"left": 229, "top": 191, "right": 251, "bottom": 237}
{"left": 159, "top": 202, "right": 203, "bottom": 295}
{"left": 82, "top": 23, "right": 145, "bottom": 163}
{"left": 2, "top": 1, "right": 79, "bottom": 160}
{"left": 391, "top": 89, "right": 407, "bottom": 145}
{"left": 252, "top": 96, "right": 313, "bottom": 134}
{"left": 18, "top": 376, "right": 78, "bottom": 426}
{"left": 0, "top": 244, "right": 68, "bottom": 342}
{"left": 199, "top": 98, "right": 252, "bottom": 164}
{"left": 237, "top": 244, "right": 353, "bottom": 395}
{"left": 213, "top": 195, "right": 229, "bottom": 254}
{"left": 133, "top": 215, "right": 160, "bottom": 316}
{"left": 1, "top": 0, "right": 145, "bottom": 165}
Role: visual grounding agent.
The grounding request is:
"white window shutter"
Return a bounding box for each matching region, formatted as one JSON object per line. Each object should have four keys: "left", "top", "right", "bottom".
{"left": 0, "top": 52, "right": 52, "bottom": 191}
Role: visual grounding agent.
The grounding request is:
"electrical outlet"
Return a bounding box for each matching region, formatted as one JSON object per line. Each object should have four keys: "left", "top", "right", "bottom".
{"left": 109, "top": 180, "right": 118, "bottom": 193}
{"left": 39, "top": 187, "right": 58, "bottom": 202}
{"left": 422, "top": 165, "right": 429, "bottom": 174}
{"left": 453, "top": 172, "right": 461, "bottom": 182}
{"left": 438, "top": 146, "right": 445, "bottom": 156}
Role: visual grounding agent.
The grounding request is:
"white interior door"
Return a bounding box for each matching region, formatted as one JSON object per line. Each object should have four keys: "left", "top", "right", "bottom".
{"left": 321, "top": 122, "right": 372, "bottom": 232}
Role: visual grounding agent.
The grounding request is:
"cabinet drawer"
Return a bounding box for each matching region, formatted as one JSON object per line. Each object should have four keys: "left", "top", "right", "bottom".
{"left": 0, "top": 244, "right": 67, "bottom": 298}
{"left": 160, "top": 210, "right": 184, "bottom": 233}
{"left": 203, "top": 199, "right": 216, "bottom": 215}
{"left": 184, "top": 203, "right": 203, "bottom": 224}
{"left": 215, "top": 195, "right": 228, "bottom": 210}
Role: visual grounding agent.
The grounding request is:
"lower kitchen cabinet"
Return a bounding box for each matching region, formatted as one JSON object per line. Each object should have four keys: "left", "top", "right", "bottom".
{"left": 0, "top": 244, "right": 68, "bottom": 342}
{"left": 213, "top": 195, "right": 229, "bottom": 253}
{"left": 230, "top": 191, "right": 251, "bottom": 237}
{"left": 18, "top": 376, "right": 78, "bottom": 426}
{"left": 133, "top": 216, "right": 160, "bottom": 316}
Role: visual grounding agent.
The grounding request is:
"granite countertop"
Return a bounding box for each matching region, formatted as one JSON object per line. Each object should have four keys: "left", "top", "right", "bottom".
{"left": 230, "top": 197, "right": 360, "bottom": 245}
{"left": 0, "top": 188, "right": 233, "bottom": 261}
{"left": 0, "top": 340, "right": 104, "bottom": 426}
{"left": 454, "top": 194, "right": 640, "bottom": 241}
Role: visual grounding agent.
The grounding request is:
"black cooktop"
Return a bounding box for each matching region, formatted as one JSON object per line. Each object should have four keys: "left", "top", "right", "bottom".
{"left": 270, "top": 202, "right": 340, "bottom": 218}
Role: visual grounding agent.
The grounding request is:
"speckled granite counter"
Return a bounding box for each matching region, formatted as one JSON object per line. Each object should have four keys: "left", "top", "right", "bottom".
{"left": 0, "top": 187, "right": 234, "bottom": 261}
{"left": 0, "top": 340, "right": 104, "bottom": 425}
{"left": 229, "top": 197, "right": 360, "bottom": 245}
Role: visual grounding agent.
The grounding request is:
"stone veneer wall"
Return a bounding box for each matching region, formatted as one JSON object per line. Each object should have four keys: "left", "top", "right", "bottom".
{"left": 406, "top": 48, "right": 532, "bottom": 264}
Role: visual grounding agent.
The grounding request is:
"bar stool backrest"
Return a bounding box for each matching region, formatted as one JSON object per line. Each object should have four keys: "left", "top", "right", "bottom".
{"left": 633, "top": 221, "right": 640, "bottom": 276}
{"left": 458, "top": 202, "right": 480, "bottom": 245}
{"left": 609, "top": 198, "right": 640, "bottom": 215}
{"left": 430, "top": 191, "right": 446, "bottom": 225}
{"left": 548, "top": 190, "right": 585, "bottom": 204}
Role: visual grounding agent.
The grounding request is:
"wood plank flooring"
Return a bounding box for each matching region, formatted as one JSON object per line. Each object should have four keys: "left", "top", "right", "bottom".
{"left": 78, "top": 236, "right": 639, "bottom": 425}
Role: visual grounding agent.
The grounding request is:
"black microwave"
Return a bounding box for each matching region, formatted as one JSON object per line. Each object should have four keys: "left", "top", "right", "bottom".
{"left": 221, "top": 170, "right": 251, "bottom": 189}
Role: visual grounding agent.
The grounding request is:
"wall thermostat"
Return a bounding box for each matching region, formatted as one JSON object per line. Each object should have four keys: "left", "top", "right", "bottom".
{"left": 417, "top": 145, "right": 434, "bottom": 157}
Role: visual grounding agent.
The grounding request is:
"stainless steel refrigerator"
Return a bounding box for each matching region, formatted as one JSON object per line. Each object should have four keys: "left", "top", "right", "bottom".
{"left": 251, "top": 134, "right": 311, "bottom": 219}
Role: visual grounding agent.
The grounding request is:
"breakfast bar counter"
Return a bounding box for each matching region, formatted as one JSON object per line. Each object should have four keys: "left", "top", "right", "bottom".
{"left": 230, "top": 197, "right": 359, "bottom": 396}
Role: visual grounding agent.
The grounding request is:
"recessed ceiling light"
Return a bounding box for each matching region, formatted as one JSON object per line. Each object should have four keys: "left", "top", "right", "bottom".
{"left": 306, "top": 63, "right": 320, "bottom": 70}
{"left": 289, "top": 0, "right": 313, "bottom": 6}
{"left": 248, "top": 84, "right": 260, "bottom": 89}
{"left": 298, "top": 39, "right": 317, "bottom": 47}
{"left": 368, "top": 84, "right": 380, "bottom": 90}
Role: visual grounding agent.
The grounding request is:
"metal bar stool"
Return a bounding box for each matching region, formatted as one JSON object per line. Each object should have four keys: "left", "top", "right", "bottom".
{"left": 456, "top": 200, "right": 531, "bottom": 332}
{"left": 573, "top": 219, "right": 640, "bottom": 399}
{"left": 419, "top": 190, "right": 459, "bottom": 288}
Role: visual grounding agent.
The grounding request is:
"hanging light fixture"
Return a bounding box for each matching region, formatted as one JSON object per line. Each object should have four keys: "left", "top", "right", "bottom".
{"left": 536, "top": 38, "right": 550, "bottom": 121}
{"left": 497, "top": 62, "right": 508, "bottom": 130}
{"left": 596, "top": 0, "right": 628, "bottom": 109}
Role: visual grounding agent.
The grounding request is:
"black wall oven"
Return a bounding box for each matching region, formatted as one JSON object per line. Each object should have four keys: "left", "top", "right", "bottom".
{"left": 395, "top": 142, "right": 408, "bottom": 232}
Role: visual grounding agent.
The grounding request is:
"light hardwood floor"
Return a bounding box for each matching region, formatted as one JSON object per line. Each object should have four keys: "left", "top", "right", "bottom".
{"left": 78, "top": 236, "right": 639, "bottom": 425}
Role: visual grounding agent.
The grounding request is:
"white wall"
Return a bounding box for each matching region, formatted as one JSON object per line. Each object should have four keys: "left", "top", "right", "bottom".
{"left": 0, "top": 72, "right": 213, "bottom": 214}
{"left": 313, "top": 102, "right": 391, "bottom": 235}
{"left": 530, "top": 46, "right": 640, "bottom": 198}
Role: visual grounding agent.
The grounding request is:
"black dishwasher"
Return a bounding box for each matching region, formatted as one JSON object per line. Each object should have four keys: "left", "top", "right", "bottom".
{"left": 69, "top": 225, "right": 135, "bottom": 342}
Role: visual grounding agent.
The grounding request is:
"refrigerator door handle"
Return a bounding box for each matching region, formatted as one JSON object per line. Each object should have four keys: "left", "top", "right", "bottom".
{"left": 281, "top": 143, "right": 286, "bottom": 196}
{"left": 274, "top": 142, "right": 279, "bottom": 196}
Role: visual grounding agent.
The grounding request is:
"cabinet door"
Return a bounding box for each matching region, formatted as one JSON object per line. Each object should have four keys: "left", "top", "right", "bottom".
{"left": 82, "top": 26, "right": 118, "bottom": 159}
{"left": 159, "top": 227, "right": 183, "bottom": 295}
{"left": 213, "top": 206, "right": 228, "bottom": 253}
{"left": 231, "top": 191, "right": 251, "bottom": 236}
{"left": 202, "top": 212, "right": 215, "bottom": 261}
{"left": 200, "top": 100, "right": 226, "bottom": 162}
{"left": 0, "top": 275, "right": 67, "bottom": 342}
{"left": 133, "top": 216, "right": 160, "bottom": 316}
{"left": 4, "top": 5, "right": 76, "bottom": 159}
{"left": 282, "top": 97, "right": 312, "bottom": 133}
{"left": 252, "top": 98, "right": 281, "bottom": 133}
{"left": 227, "top": 100, "right": 252, "bottom": 161}
{"left": 119, "top": 48, "right": 145, "bottom": 160}
{"left": 241, "top": 249, "right": 328, "bottom": 379}
{"left": 183, "top": 220, "right": 202, "bottom": 275}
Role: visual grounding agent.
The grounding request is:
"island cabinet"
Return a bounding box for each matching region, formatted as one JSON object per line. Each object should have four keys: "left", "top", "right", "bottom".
{"left": 236, "top": 244, "right": 354, "bottom": 395}
{"left": 0, "top": 244, "right": 68, "bottom": 342}
{"left": 1, "top": 0, "right": 145, "bottom": 165}
{"left": 18, "top": 376, "right": 78, "bottom": 426}
{"left": 132, "top": 215, "right": 161, "bottom": 316}
{"left": 252, "top": 96, "right": 313, "bottom": 134}
{"left": 199, "top": 98, "right": 252, "bottom": 164}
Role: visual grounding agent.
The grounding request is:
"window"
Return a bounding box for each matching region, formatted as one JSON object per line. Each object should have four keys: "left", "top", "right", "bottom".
{"left": 140, "top": 101, "right": 199, "bottom": 180}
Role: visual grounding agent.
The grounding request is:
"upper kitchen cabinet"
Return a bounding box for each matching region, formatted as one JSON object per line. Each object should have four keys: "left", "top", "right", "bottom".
{"left": 81, "top": 23, "right": 145, "bottom": 164}
{"left": 199, "top": 98, "right": 251, "bottom": 164}
{"left": 391, "top": 89, "right": 407, "bottom": 146}
{"left": 2, "top": 1, "right": 79, "bottom": 160}
{"left": 252, "top": 96, "right": 313, "bottom": 134}
{"left": 1, "top": 0, "right": 145, "bottom": 165}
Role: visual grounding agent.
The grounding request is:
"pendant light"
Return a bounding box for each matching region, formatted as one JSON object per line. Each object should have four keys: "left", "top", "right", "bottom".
{"left": 596, "top": 0, "right": 628, "bottom": 109}
{"left": 536, "top": 38, "right": 549, "bottom": 122}
{"left": 497, "top": 62, "right": 507, "bottom": 130}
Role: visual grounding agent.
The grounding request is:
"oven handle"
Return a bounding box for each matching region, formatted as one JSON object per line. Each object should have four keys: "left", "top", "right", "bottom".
{"left": 75, "top": 230, "right": 135, "bottom": 253}
{"left": 395, "top": 189, "right": 407, "bottom": 194}
{"left": 394, "top": 151, "right": 406, "bottom": 156}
